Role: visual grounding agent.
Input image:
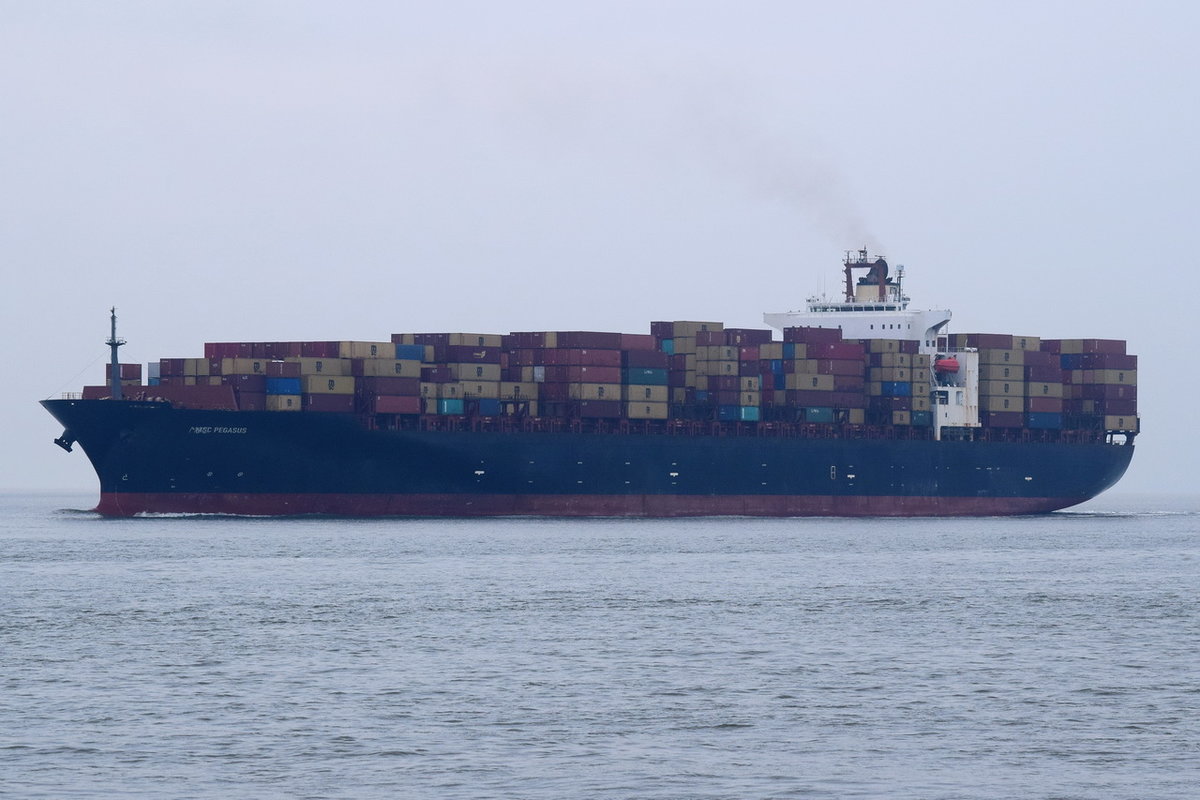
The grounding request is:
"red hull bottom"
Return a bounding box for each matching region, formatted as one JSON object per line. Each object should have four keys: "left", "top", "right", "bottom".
{"left": 95, "top": 492, "right": 1084, "bottom": 518}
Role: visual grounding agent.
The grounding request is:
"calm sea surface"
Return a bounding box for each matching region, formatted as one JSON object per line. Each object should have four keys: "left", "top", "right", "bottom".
{"left": 2, "top": 492, "right": 1197, "bottom": 799}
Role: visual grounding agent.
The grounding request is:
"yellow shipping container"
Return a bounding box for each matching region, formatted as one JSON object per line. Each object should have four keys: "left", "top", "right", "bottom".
{"left": 626, "top": 401, "right": 669, "bottom": 419}
{"left": 302, "top": 375, "right": 355, "bottom": 395}
{"left": 1014, "top": 336, "right": 1041, "bottom": 352}
{"left": 979, "top": 380, "right": 1025, "bottom": 396}
{"left": 787, "top": 373, "right": 835, "bottom": 391}
{"left": 623, "top": 384, "right": 669, "bottom": 402}
{"left": 671, "top": 388, "right": 689, "bottom": 404}
{"left": 760, "top": 342, "right": 784, "bottom": 360}
{"left": 500, "top": 381, "right": 538, "bottom": 400}
{"left": 876, "top": 352, "right": 912, "bottom": 367}
{"left": 569, "top": 382, "right": 621, "bottom": 401}
{"left": 359, "top": 358, "right": 423, "bottom": 377}
{"left": 977, "top": 348, "right": 1025, "bottom": 366}
{"left": 449, "top": 333, "right": 504, "bottom": 348}
{"left": 892, "top": 410, "right": 911, "bottom": 425}
{"left": 981, "top": 396, "right": 1023, "bottom": 412}
{"left": 459, "top": 380, "right": 500, "bottom": 399}
{"left": 790, "top": 358, "right": 817, "bottom": 374}
{"left": 221, "top": 358, "right": 268, "bottom": 375}
{"left": 868, "top": 339, "right": 900, "bottom": 353}
{"left": 869, "top": 367, "right": 911, "bottom": 382}
{"left": 684, "top": 370, "right": 698, "bottom": 387}
{"left": 912, "top": 354, "right": 931, "bottom": 370}
{"left": 671, "top": 336, "right": 697, "bottom": 355}
{"left": 1026, "top": 382, "right": 1065, "bottom": 398}
{"left": 980, "top": 364, "right": 1022, "bottom": 380}
{"left": 671, "top": 321, "right": 723, "bottom": 337}
{"left": 1091, "top": 369, "right": 1137, "bottom": 385}
{"left": 1104, "top": 415, "right": 1138, "bottom": 431}
{"left": 911, "top": 396, "right": 931, "bottom": 412}
{"left": 338, "top": 341, "right": 394, "bottom": 359}
{"left": 503, "top": 399, "right": 539, "bottom": 416}
{"left": 288, "top": 357, "right": 351, "bottom": 376}
{"left": 183, "top": 357, "right": 210, "bottom": 376}
{"left": 741, "top": 391, "right": 761, "bottom": 406}
{"left": 739, "top": 376, "right": 761, "bottom": 391}
{"left": 266, "top": 394, "right": 302, "bottom": 412}
{"left": 848, "top": 408, "right": 866, "bottom": 425}
{"left": 1057, "top": 339, "right": 1084, "bottom": 354}
{"left": 448, "top": 363, "right": 502, "bottom": 382}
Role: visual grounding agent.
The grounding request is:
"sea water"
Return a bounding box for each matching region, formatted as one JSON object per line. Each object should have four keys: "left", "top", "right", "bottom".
{"left": 2, "top": 492, "right": 1197, "bottom": 799}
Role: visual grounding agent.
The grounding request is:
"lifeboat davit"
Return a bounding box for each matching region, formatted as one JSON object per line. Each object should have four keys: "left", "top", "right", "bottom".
{"left": 934, "top": 357, "right": 960, "bottom": 374}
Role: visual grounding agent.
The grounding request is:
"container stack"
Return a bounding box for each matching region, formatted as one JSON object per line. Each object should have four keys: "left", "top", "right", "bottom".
{"left": 1044, "top": 339, "right": 1138, "bottom": 432}
{"left": 864, "top": 338, "right": 928, "bottom": 427}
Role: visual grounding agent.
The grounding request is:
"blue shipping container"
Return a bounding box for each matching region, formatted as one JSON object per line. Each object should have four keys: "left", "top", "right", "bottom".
{"left": 476, "top": 398, "right": 501, "bottom": 416}
{"left": 1027, "top": 412, "right": 1064, "bottom": 429}
{"left": 783, "top": 342, "right": 796, "bottom": 360}
{"left": 438, "top": 398, "right": 464, "bottom": 415}
{"left": 911, "top": 410, "right": 933, "bottom": 426}
{"left": 1060, "top": 354, "right": 1083, "bottom": 370}
{"left": 882, "top": 381, "right": 912, "bottom": 397}
{"left": 773, "top": 373, "right": 786, "bottom": 390}
{"left": 739, "top": 406, "right": 760, "bottom": 422}
{"left": 770, "top": 359, "right": 784, "bottom": 374}
{"left": 395, "top": 344, "right": 426, "bottom": 361}
{"left": 695, "top": 390, "right": 710, "bottom": 402}
{"left": 267, "top": 377, "right": 302, "bottom": 395}
{"left": 717, "top": 405, "right": 740, "bottom": 421}
{"left": 661, "top": 339, "right": 675, "bottom": 355}
{"left": 622, "top": 368, "right": 669, "bottom": 386}
{"left": 805, "top": 406, "right": 835, "bottom": 423}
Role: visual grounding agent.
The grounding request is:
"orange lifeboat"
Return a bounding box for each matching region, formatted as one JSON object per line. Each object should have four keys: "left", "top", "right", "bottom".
{"left": 934, "top": 357, "right": 960, "bottom": 374}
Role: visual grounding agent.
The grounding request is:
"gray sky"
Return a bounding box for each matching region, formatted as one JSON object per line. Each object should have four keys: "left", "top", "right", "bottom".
{"left": 3, "top": 1, "right": 1195, "bottom": 494}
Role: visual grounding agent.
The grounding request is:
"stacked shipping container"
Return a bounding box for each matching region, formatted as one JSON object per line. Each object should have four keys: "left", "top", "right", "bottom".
{"left": 83, "top": 322, "right": 1137, "bottom": 438}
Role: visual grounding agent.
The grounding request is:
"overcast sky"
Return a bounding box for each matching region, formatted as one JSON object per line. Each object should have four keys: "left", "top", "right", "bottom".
{"left": 2, "top": 1, "right": 1195, "bottom": 496}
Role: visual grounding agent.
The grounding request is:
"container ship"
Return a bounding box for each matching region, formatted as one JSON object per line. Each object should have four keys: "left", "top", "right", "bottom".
{"left": 42, "top": 251, "right": 1137, "bottom": 517}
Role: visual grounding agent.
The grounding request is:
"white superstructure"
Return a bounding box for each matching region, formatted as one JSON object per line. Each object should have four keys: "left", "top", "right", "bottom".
{"left": 763, "top": 249, "right": 951, "bottom": 352}
{"left": 764, "top": 249, "right": 978, "bottom": 439}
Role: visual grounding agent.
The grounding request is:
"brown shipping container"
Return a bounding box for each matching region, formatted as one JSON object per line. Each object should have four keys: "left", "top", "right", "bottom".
{"left": 981, "top": 411, "right": 1024, "bottom": 427}
{"left": 952, "top": 333, "right": 1013, "bottom": 349}
{"left": 360, "top": 376, "right": 421, "bottom": 395}
{"left": 1022, "top": 350, "right": 1059, "bottom": 367}
{"left": 302, "top": 375, "right": 355, "bottom": 395}
{"left": 783, "top": 326, "right": 841, "bottom": 344}
{"left": 577, "top": 400, "right": 624, "bottom": 418}
{"left": 223, "top": 374, "right": 267, "bottom": 392}
{"left": 724, "top": 328, "right": 773, "bottom": 345}
{"left": 266, "top": 394, "right": 302, "bottom": 412}
{"left": 304, "top": 393, "right": 355, "bottom": 413}
{"left": 1023, "top": 365, "right": 1062, "bottom": 382}
{"left": 237, "top": 392, "right": 267, "bottom": 411}
{"left": 1078, "top": 353, "right": 1137, "bottom": 370}
{"left": 1027, "top": 396, "right": 1064, "bottom": 413}
{"left": 105, "top": 363, "right": 142, "bottom": 380}
{"left": 266, "top": 360, "right": 302, "bottom": 378}
{"left": 670, "top": 321, "right": 724, "bottom": 338}
{"left": 623, "top": 349, "right": 670, "bottom": 368}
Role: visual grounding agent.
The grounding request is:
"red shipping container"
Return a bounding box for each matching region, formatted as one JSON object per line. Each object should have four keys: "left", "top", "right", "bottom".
{"left": 617, "top": 333, "right": 655, "bottom": 351}
{"left": 1081, "top": 384, "right": 1137, "bottom": 401}
{"left": 1078, "top": 353, "right": 1137, "bottom": 369}
{"left": 105, "top": 363, "right": 142, "bottom": 380}
{"left": 711, "top": 375, "right": 741, "bottom": 391}
{"left": 301, "top": 341, "right": 340, "bottom": 358}
{"left": 724, "top": 328, "right": 773, "bottom": 346}
{"left": 435, "top": 345, "right": 501, "bottom": 363}
{"left": 869, "top": 396, "right": 911, "bottom": 411}
{"left": 420, "top": 367, "right": 455, "bottom": 383}
{"left": 225, "top": 374, "right": 267, "bottom": 392}
{"left": 807, "top": 342, "right": 866, "bottom": 359}
{"left": 556, "top": 331, "right": 623, "bottom": 349}
{"left": 695, "top": 330, "right": 724, "bottom": 346}
{"left": 954, "top": 333, "right": 1014, "bottom": 349}
{"left": 787, "top": 389, "right": 835, "bottom": 406}
{"left": 538, "top": 382, "right": 571, "bottom": 401}
{"left": 1027, "top": 396, "right": 1064, "bottom": 413}
{"left": 816, "top": 359, "right": 866, "bottom": 376}
{"left": 1022, "top": 350, "right": 1059, "bottom": 367}
{"left": 623, "top": 350, "right": 669, "bottom": 368}
{"left": 738, "top": 360, "right": 758, "bottom": 377}
{"left": 832, "top": 391, "right": 867, "bottom": 409}
{"left": 738, "top": 346, "right": 760, "bottom": 360}
{"left": 159, "top": 358, "right": 186, "bottom": 377}
{"left": 650, "top": 321, "right": 674, "bottom": 338}
{"left": 93, "top": 383, "right": 238, "bottom": 409}
{"left": 569, "top": 366, "right": 621, "bottom": 383}
{"left": 1095, "top": 399, "right": 1137, "bottom": 415}
{"left": 236, "top": 391, "right": 267, "bottom": 411}
{"left": 1023, "top": 365, "right": 1063, "bottom": 382}
{"left": 898, "top": 340, "right": 920, "bottom": 354}
{"left": 668, "top": 370, "right": 686, "bottom": 388}
{"left": 783, "top": 326, "right": 842, "bottom": 344}
{"left": 373, "top": 395, "right": 422, "bottom": 414}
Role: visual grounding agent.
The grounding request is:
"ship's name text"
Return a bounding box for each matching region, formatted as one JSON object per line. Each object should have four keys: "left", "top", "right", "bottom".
{"left": 188, "top": 426, "right": 248, "bottom": 435}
